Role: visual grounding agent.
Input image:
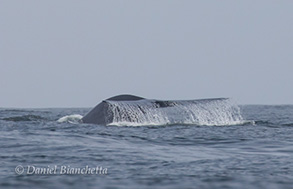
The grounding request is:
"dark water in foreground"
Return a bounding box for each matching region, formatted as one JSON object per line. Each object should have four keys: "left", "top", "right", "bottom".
{"left": 1, "top": 105, "right": 293, "bottom": 189}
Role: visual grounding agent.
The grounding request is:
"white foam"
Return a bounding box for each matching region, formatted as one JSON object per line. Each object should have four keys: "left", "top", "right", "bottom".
{"left": 57, "top": 114, "right": 83, "bottom": 124}
{"left": 106, "top": 99, "right": 246, "bottom": 126}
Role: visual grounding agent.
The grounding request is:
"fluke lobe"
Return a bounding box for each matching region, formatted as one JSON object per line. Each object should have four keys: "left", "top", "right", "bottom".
{"left": 82, "top": 94, "right": 144, "bottom": 125}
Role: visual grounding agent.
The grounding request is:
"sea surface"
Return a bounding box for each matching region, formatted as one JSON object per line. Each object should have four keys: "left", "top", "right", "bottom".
{"left": 1, "top": 105, "right": 293, "bottom": 189}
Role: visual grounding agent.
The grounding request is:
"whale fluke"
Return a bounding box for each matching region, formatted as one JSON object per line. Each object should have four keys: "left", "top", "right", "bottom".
{"left": 82, "top": 94, "right": 243, "bottom": 126}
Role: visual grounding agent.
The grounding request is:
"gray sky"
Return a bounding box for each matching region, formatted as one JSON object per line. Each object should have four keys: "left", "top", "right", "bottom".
{"left": 0, "top": 1, "right": 292, "bottom": 108}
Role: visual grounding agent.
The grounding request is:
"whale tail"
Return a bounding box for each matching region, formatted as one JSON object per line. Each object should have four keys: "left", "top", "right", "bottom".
{"left": 82, "top": 95, "right": 244, "bottom": 126}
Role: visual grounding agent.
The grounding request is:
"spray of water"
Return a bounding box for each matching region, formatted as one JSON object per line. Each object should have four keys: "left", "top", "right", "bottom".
{"left": 106, "top": 99, "right": 245, "bottom": 126}
{"left": 57, "top": 114, "right": 83, "bottom": 124}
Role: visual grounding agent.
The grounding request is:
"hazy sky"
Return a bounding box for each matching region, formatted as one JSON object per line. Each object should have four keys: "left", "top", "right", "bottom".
{"left": 1, "top": 1, "right": 292, "bottom": 108}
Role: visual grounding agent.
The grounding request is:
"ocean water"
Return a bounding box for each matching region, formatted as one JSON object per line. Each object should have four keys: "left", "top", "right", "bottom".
{"left": 1, "top": 105, "right": 293, "bottom": 189}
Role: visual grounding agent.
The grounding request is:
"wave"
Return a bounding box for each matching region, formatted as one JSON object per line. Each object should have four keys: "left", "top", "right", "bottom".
{"left": 57, "top": 114, "right": 83, "bottom": 124}
{"left": 2, "top": 115, "right": 46, "bottom": 122}
{"left": 253, "top": 121, "right": 293, "bottom": 127}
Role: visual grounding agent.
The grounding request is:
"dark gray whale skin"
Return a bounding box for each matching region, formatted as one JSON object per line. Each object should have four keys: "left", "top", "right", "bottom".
{"left": 82, "top": 94, "right": 227, "bottom": 125}
{"left": 81, "top": 95, "right": 145, "bottom": 125}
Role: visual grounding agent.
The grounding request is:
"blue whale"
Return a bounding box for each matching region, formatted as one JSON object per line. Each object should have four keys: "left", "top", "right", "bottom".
{"left": 81, "top": 94, "right": 230, "bottom": 126}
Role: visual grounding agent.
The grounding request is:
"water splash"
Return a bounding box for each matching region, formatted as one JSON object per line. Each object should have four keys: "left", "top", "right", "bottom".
{"left": 106, "top": 99, "right": 245, "bottom": 126}
{"left": 57, "top": 114, "right": 83, "bottom": 124}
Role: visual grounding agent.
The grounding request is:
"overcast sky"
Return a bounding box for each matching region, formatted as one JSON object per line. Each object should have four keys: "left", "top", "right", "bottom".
{"left": 0, "top": 1, "right": 292, "bottom": 108}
